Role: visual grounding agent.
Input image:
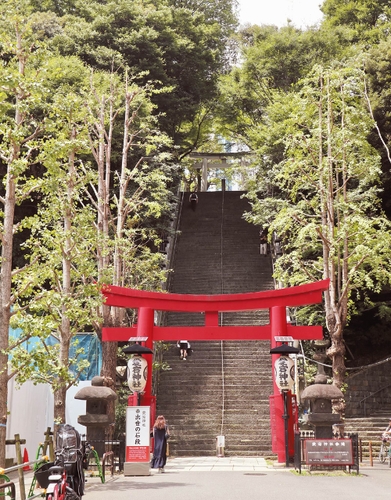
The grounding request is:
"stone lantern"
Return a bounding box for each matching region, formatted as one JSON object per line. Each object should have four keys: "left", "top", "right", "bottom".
{"left": 301, "top": 373, "right": 344, "bottom": 438}
{"left": 74, "top": 375, "right": 117, "bottom": 456}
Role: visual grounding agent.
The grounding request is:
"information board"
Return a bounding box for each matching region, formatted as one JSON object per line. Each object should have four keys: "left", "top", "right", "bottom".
{"left": 125, "top": 406, "right": 150, "bottom": 462}
{"left": 304, "top": 439, "right": 353, "bottom": 466}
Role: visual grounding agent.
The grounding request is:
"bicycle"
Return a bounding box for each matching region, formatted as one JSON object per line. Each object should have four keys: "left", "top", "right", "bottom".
{"left": 45, "top": 464, "right": 77, "bottom": 500}
{"left": 35, "top": 445, "right": 85, "bottom": 500}
{"left": 379, "top": 435, "right": 391, "bottom": 463}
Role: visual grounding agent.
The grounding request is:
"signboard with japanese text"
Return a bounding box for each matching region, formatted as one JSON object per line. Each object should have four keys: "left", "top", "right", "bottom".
{"left": 126, "top": 406, "right": 150, "bottom": 462}
{"left": 304, "top": 439, "right": 353, "bottom": 466}
{"left": 127, "top": 356, "right": 148, "bottom": 393}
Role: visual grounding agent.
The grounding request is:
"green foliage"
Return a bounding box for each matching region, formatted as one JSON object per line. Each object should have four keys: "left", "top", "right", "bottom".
{"left": 39, "top": 0, "right": 238, "bottom": 149}
{"left": 246, "top": 63, "right": 391, "bottom": 304}
{"left": 114, "top": 382, "right": 131, "bottom": 439}
{"left": 216, "top": 23, "right": 351, "bottom": 148}
{"left": 321, "top": 0, "right": 391, "bottom": 42}
{"left": 0, "top": 8, "right": 173, "bottom": 398}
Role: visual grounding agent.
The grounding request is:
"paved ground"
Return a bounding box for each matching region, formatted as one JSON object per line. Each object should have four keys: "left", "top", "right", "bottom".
{"left": 16, "top": 456, "right": 391, "bottom": 500}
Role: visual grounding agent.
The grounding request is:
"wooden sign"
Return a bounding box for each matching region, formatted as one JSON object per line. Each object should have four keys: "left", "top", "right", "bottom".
{"left": 304, "top": 439, "right": 353, "bottom": 465}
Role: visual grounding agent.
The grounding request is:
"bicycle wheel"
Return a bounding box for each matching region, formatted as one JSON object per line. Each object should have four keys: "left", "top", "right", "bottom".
{"left": 379, "top": 442, "right": 387, "bottom": 463}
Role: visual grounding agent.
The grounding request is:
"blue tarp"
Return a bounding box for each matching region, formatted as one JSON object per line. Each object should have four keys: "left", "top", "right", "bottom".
{"left": 9, "top": 327, "right": 102, "bottom": 381}
{"left": 69, "top": 333, "right": 102, "bottom": 380}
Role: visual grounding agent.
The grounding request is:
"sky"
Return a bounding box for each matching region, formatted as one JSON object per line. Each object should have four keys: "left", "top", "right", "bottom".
{"left": 238, "top": 0, "right": 324, "bottom": 29}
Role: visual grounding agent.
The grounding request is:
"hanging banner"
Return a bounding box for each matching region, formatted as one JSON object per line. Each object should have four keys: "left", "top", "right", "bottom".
{"left": 126, "top": 406, "right": 150, "bottom": 462}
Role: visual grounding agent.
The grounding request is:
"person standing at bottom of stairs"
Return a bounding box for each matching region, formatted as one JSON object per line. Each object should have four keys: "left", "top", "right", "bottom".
{"left": 150, "top": 415, "right": 170, "bottom": 473}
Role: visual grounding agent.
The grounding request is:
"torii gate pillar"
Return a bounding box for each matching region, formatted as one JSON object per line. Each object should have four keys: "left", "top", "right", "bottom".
{"left": 270, "top": 306, "right": 295, "bottom": 463}
{"left": 127, "top": 307, "right": 156, "bottom": 423}
{"left": 270, "top": 306, "right": 288, "bottom": 390}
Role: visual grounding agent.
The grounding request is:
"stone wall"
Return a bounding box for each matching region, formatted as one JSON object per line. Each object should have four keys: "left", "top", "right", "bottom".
{"left": 345, "top": 358, "right": 391, "bottom": 417}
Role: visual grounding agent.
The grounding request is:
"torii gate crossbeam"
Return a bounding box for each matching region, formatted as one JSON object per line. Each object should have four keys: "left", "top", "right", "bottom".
{"left": 102, "top": 279, "right": 329, "bottom": 342}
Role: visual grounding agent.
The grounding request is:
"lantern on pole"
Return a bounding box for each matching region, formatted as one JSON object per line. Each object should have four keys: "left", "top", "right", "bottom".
{"left": 123, "top": 343, "right": 153, "bottom": 403}
{"left": 127, "top": 355, "right": 148, "bottom": 393}
{"left": 274, "top": 355, "right": 295, "bottom": 392}
{"left": 270, "top": 341, "right": 300, "bottom": 467}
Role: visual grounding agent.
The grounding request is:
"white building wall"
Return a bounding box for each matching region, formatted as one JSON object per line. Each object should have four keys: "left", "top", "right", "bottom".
{"left": 6, "top": 379, "right": 89, "bottom": 463}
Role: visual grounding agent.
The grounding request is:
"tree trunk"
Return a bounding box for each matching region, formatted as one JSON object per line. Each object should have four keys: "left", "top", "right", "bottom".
{"left": 327, "top": 336, "right": 346, "bottom": 389}
{"left": 326, "top": 308, "right": 346, "bottom": 415}
{"left": 53, "top": 385, "right": 67, "bottom": 430}
{"left": 0, "top": 150, "right": 18, "bottom": 466}
{"left": 101, "top": 337, "right": 118, "bottom": 426}
{"left": 0, "top": 318, "right": 9, "bottom": 466}
{"left": 0, "top": 201, "right": 14, "bottom": 464}
{"left": 0, "top": 25, "right": 25, "bottom": 464}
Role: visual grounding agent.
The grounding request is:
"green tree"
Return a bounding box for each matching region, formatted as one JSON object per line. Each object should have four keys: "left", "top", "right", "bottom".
{"left": 321, "top": 0, "right": 391, "bottom": 42}
{"left": 43, "top": 0, "right": 238, "bottom": 149}
{"left": 0, "top": 0, "right": 52, "bottom": 464}
{"left": 9, "top": 61, "right": 102, "bottom": 425}
{"left": 84, "top": 69, "right": 173, "bottom": 426}
{"left": 362, "top": 40, "right": 391, "bottom": 217}
{"left": 8, "top": 62, "right": 174, "bottom": 429}
{"left": 217, "top": 23, "right": 349, "bottom": 148}
{"left": 0, "top": 0, "right": 175, "bottom": 458}
{"left": 245, "top": 64, "right": 391, "bottom": 403}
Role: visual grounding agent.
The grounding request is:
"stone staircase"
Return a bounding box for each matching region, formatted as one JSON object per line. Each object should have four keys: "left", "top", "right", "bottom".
{"left": 344, "top": 416, "right": 389, "bottom": 459}
{"left": 156, "top": 191, "right": 276, "bottom": 457}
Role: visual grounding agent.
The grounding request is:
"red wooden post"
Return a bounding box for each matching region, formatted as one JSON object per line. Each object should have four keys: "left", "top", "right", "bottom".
{"left": 270, "top": 306, "right": 288, "bottom": 392}
{"left": 136, "top": 307, "right": 156, "bottom": 426}
{"left": 137, "top": 307, "right": 154, "bottom": 398}
{"left": 127, "top": 392, "right": 138, "bottom": 406}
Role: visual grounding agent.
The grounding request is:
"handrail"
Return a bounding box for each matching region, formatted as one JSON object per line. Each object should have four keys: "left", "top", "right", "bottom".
{"left": 164, "top": 188, "right": 184, "bottom": 294}
{"left": 102, "top": 451, "right": 114, "bottom": 479}
{"left": 220, "top": 187, "right": 225, "bottom": 438}
{"left": 3, "top": 458, "right": 45, "bottom": 475}
{"left": 3, "top": 457, "right": 47, "bottom": 500}
{"left": 359, "top": 382, "right": 391, "bottom": 417}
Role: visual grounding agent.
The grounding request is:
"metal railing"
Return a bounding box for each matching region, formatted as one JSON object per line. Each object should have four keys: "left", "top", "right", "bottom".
{"left": 0, "top": 481, "right": 16, "bottom": 500}
{"left": 153, "top": 188, "right": 184, "bottom": 396}
{"left": 3, "top": 458, "right": 46, "bottom": 500}
{"left": 162, "top": 187, "right": 184, "bottom": 294}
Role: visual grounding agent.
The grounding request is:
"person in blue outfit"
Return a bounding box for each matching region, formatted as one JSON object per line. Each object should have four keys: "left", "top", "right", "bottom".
{"left": 150, "top": 415, "right": 170, "bottom": 473}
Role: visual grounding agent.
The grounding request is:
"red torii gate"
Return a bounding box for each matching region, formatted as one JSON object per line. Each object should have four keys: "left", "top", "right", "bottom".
{"left": 102, "top": 278, "right": 329, "bottom": 462}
